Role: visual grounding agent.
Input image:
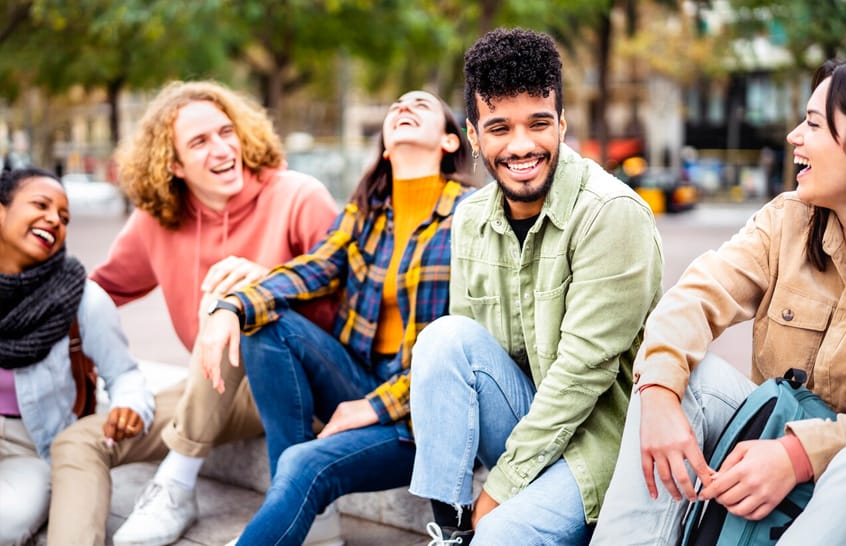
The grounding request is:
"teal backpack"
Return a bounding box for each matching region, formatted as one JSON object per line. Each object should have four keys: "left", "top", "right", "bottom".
{"left": 679, "top": 368, "right": 835, "bottom": 546}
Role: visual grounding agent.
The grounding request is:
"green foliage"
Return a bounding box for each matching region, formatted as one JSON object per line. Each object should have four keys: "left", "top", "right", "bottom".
{"left": 0, "top": 0, "right": 233, "bottom": 97}
{"left": 727, "top": 0, "right": 846, "bottom": 67}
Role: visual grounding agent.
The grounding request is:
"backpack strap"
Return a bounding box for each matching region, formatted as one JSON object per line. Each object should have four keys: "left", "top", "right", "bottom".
{"left": 768, "top": 498, "right": 803, "bottom": 540}
{"left": 780, "top": 368, "right": 807, "bottom": 389}
{"left": 69, "top": 319, "right": 98, "bottom": 418}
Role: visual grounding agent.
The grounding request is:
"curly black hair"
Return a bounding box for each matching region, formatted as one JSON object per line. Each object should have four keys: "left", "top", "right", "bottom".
{"left": 464, "top": 28, "right": 563, "bottom": 127}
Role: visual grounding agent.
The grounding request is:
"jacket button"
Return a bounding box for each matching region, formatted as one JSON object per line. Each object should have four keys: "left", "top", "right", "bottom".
{"left": 782, "top": 309, "right": 794, "bottom": 321}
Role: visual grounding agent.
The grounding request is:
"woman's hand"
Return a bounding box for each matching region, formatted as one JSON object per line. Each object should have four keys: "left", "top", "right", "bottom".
{"left": 640, "top": 385, "right": 715, "bottom": 501}
{"left": 103, "top": 407, "right": 143, "bottom": 444}
{"left": 699, "top": 439, "right": 796, "bottom": 520}
{"left": 195, "top": 297, "right": 242, "bottom": 394}
{"left": 317, "top": 399, "right": 378, "bottom": 439}
{"left": 201, "top": 256, "right": 269, "bottom": 297}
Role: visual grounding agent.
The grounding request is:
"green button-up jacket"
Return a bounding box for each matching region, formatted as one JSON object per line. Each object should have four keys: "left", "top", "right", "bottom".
{"left": 449, "top": 144, "right": 663, "bottom": 522}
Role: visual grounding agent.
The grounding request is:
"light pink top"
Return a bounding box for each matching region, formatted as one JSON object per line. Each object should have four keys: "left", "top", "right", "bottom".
{"left": 0, "top": 368, "right": 20, "bottom": 416}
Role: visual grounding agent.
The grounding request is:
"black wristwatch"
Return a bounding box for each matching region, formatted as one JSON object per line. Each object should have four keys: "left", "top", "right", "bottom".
{"left": 207, "top": 299, "right": 245, "bottom": 329}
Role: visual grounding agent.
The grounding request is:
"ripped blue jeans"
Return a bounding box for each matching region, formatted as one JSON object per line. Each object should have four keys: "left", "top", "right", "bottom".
{"left": 409, "top": 315, "right": 590, "bottom": 545}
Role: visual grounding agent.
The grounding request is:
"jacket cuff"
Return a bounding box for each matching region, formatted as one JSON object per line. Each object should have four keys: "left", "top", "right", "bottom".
{"left": 484, "top": 464, "right": 524, "bottom": 505}
{"left": 786, "top": 418, "right": 845, "bottom": 481}
{"left": 778, "top": 434, "right": 813, "bottom": 483}
{"left": 365, "top": 391, "right": 394, "bottom": 426}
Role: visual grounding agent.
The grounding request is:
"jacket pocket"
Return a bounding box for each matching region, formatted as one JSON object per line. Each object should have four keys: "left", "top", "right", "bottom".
{"left": 534, "top": 278, "right": 570, "bottom": 360}
{"left": 467, "top": 293, "right": 509, "bottom": 352}
{"left": 757, "top": 285, "right": 832, "bottom": 378}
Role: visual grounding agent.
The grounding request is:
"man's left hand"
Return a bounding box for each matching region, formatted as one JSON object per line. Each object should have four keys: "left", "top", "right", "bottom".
{"left": 698, "top": 439, "right": 796, "bottom": 520}
{"left": 472, "top": 490, "right": 500, "bottom": 528}
{"left": 317, "top": 399, "right": 378, "bottom": 439}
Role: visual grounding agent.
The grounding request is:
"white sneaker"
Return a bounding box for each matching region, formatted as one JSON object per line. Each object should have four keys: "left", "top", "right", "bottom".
{"left": 304, "top": 502, "right": 344, "bottom": 546}
{"left": 112, "top": 479, "right": 198, "bottom": 546}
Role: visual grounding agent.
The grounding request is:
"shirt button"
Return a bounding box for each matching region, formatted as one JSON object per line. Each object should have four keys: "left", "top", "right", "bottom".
{"left": 511, "top": 487, "right": 518, "bottom": 494}
{"left": 782, "top": 309, "right": 794, "bottom": 321}
{"left": 537, "top": 454, "right": 545, "bottom": 463}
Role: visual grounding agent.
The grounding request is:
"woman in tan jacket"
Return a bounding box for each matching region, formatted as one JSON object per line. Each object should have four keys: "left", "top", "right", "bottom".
{"left": 591, "top": 58, "right": 846, "bottom": 545}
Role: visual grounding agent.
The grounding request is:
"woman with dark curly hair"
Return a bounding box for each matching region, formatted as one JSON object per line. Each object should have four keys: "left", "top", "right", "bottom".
{"left": 0, "top": 167, "right": 153, "bottom": 545}
{"left": 47, "top": 81, "right": 338, "bottom": 546}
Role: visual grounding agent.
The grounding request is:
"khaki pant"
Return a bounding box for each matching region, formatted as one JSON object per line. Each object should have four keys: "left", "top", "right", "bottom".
{"left": 1, "top": 416, "right": 50, "bottom": 546}
{"left": 47, "top": 353, "right": 263, "bottom": 546}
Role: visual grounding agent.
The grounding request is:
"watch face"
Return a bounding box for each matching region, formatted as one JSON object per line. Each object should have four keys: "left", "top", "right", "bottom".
{"left": 207, "top": 299, "right": 221, "bottom": 315}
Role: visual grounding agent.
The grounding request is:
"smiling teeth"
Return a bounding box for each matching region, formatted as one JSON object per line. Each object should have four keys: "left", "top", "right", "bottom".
{"left": 508, "top": 159, "right": 539, "bottom": 171}
{"left": 32, "top": 228, "right": 55, "bottom": 245}
{"left": 211, "top": 160, "right": 235, "bottom": 173}
{"left": 794, "top": 157, "right": 810, "bottom": 167}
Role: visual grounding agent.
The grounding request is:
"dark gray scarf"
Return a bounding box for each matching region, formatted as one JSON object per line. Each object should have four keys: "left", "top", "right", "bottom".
{"left": 0, "top": 247, "right": 86, "bottom": 369}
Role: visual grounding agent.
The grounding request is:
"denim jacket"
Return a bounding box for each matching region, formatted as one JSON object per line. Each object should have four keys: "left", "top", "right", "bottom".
{"left": 635, "top": 193, "right": 846, "bottom": 481}
{"left": 13, "top": 280, "right": 155, "bottom": 460}
{"left": 450, "top": 144, "right": 663, "bottom": 522}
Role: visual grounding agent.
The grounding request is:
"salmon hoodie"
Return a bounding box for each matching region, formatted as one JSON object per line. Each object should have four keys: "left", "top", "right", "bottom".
{"left": 91, "top": 166, "right": 339, "bottom": 351}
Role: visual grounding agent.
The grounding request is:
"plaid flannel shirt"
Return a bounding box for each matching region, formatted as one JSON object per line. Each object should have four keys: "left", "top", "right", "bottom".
{"left": 236, "top": 179, "right": 471, "bottom": 437}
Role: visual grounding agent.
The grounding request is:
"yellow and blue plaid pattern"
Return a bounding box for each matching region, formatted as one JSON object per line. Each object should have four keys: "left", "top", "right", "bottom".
{"left": 238, "top": 180, "right": 471, "bottom": 430}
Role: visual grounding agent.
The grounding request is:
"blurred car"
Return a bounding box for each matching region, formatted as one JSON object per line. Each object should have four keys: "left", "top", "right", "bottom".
{"left": 616, "top": 160, "right": 699, "bottom": 214}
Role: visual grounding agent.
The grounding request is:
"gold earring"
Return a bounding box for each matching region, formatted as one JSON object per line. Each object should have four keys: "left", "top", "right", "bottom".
{"left": 382, "top": 150, "right": 390, "bottom": 160}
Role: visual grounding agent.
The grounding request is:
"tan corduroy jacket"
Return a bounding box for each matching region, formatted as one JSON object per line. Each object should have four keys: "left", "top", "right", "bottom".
{"left": 635, "top": 192, "right": 846, "bottom": 480}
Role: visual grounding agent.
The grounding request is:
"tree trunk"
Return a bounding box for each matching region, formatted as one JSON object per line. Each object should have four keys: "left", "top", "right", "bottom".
{"left": 265, "top": 64, "right": 285, "bottom": 135}
{"left": 479, "top": 0, "right": 501, "bottom": 33}
{"left": 596, "top": 11, "right": 611, "bottom": 168}
{"left": 106, "top": 78, "right": 124, "bottom": 147}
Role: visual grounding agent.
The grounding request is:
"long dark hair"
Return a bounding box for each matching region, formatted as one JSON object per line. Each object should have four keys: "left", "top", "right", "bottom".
{"left": 349, "top": 94, "right": 473, "bottom": 217}
{"left": 806, "top": 59, "right": 846, "bottom": 271}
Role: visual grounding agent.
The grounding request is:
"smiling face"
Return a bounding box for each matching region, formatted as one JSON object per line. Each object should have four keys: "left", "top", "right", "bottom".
{"left": 382, "top": 91, "right": 457, "bottom": 155}
{"left": 0, "top": 176, "right": 69, "bottom": 274}
{"left": 787, "top": 77, "right": 846, "bottom": 214}
{"left": 171, "top": 100, "right": 244, "bottom": 210}
{"left": 467, "top": 92, "right": 565, "bottom": 219}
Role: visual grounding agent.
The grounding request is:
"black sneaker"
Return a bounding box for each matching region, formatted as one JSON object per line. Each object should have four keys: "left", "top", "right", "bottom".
{"left": 425, "top": 521, "right": 474, "bottom": 545}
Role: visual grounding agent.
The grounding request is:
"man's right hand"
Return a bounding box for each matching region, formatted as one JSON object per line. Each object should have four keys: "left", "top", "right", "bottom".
{"left": 639, "top": 385, "right": 715, "bottom": 501}
{"left": 196, "top": 296, "right": 242, "bottom": 394}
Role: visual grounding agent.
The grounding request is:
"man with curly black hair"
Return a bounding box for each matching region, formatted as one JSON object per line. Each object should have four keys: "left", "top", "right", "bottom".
{"left": 408, "top": 28, "right": 664, "bottom": 544}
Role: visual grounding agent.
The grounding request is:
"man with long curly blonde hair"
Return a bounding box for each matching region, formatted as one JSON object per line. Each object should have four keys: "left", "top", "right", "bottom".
{"left": 46, "top": 80, "right": 339, "bottom": 546}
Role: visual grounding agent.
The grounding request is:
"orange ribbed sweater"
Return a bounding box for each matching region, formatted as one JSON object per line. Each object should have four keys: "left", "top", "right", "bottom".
{"left": 373, "top": 174, "right": 446, "bottom": 354}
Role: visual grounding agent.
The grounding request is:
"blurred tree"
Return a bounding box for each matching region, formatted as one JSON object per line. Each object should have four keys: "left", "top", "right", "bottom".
{"left": 725, "top": 0, "right": 846, "bottom": 190}
{"left": 218, "top": 0, "right": 415, "bottom": 132}
{"left": 0, "top": 0, "right": 233, "bottom": 146}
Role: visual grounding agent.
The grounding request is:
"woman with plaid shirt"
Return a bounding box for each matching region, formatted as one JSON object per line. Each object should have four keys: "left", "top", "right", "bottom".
{"left": 197, "top": 90, "right": 475, "bottom": 545}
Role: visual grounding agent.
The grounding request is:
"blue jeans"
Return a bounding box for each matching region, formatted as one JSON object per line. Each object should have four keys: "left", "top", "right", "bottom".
{"left": 409, "top": 315, "right": 590, "bottom": 545}
{"left": 237, "top": 311, "right": 415, "bottom": 545}
{"left": 591, "top": 353, "right": 756, "bottom": 545}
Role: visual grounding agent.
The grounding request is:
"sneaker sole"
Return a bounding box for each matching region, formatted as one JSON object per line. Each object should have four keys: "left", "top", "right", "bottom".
{"left": 113, "top": 515, "right": 198, "bottom": 546}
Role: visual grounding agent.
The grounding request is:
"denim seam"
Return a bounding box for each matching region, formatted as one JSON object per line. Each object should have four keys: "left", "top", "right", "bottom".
{"left": 272, "top": 434, "right": 401, "bottom": 545}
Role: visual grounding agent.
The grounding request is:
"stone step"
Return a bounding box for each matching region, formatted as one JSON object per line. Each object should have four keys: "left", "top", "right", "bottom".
{"left": 35, "top": 360, "right": 431, "bottom": 544}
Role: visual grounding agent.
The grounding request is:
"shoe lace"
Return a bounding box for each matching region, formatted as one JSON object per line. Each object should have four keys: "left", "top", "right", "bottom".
{"left": 133, "top": 482, "right": 173, "bottom": 512}
{"left": 426, "top": 522, "right": 467, "bottom": 545}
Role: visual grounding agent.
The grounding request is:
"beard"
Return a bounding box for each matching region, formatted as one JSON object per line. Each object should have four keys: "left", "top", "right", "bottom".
{"left": 482, "top": 147, "right": 559, "bottom": 204}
